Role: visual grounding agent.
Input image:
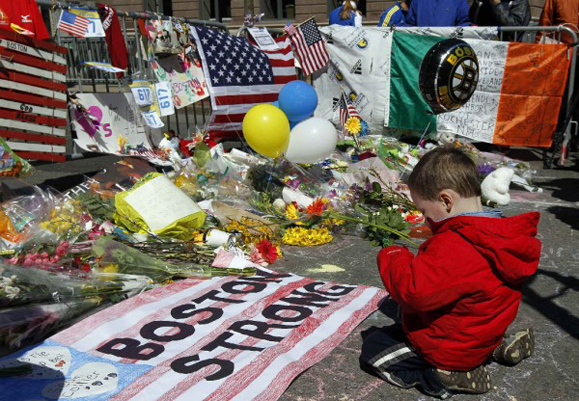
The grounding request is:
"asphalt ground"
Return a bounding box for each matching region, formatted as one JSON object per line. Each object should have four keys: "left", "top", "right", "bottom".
{"left": 12, "top": 148, "right": 579, "bottom": 401}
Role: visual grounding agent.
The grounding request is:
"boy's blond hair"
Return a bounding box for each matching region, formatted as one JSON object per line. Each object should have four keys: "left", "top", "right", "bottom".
{"left": 408, "top": 147, "right": 481, "bottom": 201}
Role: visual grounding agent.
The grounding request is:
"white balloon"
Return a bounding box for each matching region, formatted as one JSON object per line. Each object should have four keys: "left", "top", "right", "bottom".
{"left": 284, "top": 117, "right": 338, "bottom": 164}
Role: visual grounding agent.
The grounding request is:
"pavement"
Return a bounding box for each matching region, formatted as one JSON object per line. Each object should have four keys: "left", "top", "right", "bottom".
{"left": 14, "top": 148, "right": 579, "bottom": 401}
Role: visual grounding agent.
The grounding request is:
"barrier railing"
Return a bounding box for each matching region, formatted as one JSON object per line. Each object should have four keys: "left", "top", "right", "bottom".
{"left": 36, "top": 0, "right": 227, "bottom": 152}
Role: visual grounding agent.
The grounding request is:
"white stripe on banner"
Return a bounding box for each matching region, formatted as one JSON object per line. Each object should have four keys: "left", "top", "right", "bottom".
{"left": 7, "top": 141, "right": 65, "bottom": 153}
{"left": 0, "top": 118, "right": 66, "bottom": 136}
{"left": 71, "top": 278, "right": 224, "bottom": 352}
{"left": 0, "top": 38, "right": 68, "bottom": 65}
{"left": 0, "top": 79, "right": 67, "bottom": 101}
{"left": 0, "top": 59, "right": 67, "bottom": 83}
{"left": 212, "top": 84, "right": 285, "bottom": 96}
{"left": 230, "top": 287, "right": 382, "bottom": 401}
{"left": 435, "top": 39, "right": 509, "bottom": 143}
{"left": 0, "top": 99, "right": 67, "bottom": 118}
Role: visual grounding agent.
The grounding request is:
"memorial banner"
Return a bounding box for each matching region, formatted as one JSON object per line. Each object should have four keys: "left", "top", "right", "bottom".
{"left": 0, "top": 269, "right": 386, "bottom": 400}
{"left": 151, "top": 56, "right": 208, "bottom": 109}
{"left": 71, "top": 93, "right": 153, "bottom": 154}
{"left": 388, "top": 32, "right": 570, "bottom": 147}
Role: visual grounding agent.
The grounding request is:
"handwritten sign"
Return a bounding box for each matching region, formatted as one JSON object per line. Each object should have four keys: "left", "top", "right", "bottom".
{"left": 124, "top": 175, "right": 203, "bottom": 231}
{"left": 436, "top": 40, "right": 509, "bottom": 142}
{"left": 71, "top": 93, "right": 153, "bottom": 154}
{"left": 151, "top": 56, "right": 208, "bottom": 109}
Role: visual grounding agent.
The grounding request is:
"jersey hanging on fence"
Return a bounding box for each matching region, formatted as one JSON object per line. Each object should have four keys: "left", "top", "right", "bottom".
{"left": 0, "top": 269, "right": 386, "bottom": 401}
{"left": 0, "top": 29, "right": 67, "bottom": 162}
{"left": 191, "top": 26, "right": 296, "bottom": 141}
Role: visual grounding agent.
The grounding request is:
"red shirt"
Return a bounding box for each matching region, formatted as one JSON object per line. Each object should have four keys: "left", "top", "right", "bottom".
{"left": 378, "top": 213, "right": 541, "bottom": 370}
{"left": 0, "top": 0, "right": 50, "bottom": 40}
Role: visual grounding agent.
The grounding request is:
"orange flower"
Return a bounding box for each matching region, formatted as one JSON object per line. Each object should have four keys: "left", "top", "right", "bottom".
{"left": 306, "top": 198, "right": 328, "bottom": 217}
{"left": 255, "top": 239, "right": 278, "bottom": 265}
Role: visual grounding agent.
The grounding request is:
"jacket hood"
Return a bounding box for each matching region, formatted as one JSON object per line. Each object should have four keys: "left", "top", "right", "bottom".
{"left": 431, "top": 212, "right": 541, "bottom": 285}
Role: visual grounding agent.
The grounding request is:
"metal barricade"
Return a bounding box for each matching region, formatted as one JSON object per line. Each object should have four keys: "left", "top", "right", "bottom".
{"left": 499, "top": 25, "right": 578, "bottom": 167}
{"left": 36, "top": 0, "right": 228, "bottom": 156}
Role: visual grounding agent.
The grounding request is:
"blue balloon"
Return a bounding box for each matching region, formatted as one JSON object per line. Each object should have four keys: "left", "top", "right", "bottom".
{"left": 271, "top": 101, "right": 280, "bottom": 108}
{"left": 290, "top": 121, "right": 298, "bottom": 130}
{"left": 278, "top": 81, "right": 318, "bottom": 123}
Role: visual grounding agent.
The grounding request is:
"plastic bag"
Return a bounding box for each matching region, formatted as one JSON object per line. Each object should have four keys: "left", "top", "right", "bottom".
{"left": 114, "top": 173, "right": 206, "bottom": 239}
{"left": 0, "top": 138, "right": 34, "bottom": 178}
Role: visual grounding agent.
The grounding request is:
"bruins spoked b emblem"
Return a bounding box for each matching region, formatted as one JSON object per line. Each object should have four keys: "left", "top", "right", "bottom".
{"left": 418, "top": 39, "right": 479, "bottom": 115}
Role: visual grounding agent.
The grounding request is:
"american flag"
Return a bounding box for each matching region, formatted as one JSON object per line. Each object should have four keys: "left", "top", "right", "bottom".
{"left": 192, "top": 26, "right": 296, "bottom": 141}
{"left": 58, "top": 10, "right": 90, "bottom": 38}
{"left": 284, "top": 18, "right": 330, "bottom": 76}
{"left": 339, "top": 89, "right": 360, "bottom": 134}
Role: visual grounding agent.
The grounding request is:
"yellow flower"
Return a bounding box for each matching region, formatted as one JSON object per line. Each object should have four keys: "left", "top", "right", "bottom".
{"left": 102, "top": 264, "right": 119, "bottom": 273}
{"left": 118, "top": 133, "right": 127, "bottom": 151}
{"left": 282, "top": 227, "right": 333, "bottom": 246}
{"left": 285, "top": 203, "right": 300, "bottom": 221}
{"left": 345, "top": 117, "right": 362, "bottom": 134}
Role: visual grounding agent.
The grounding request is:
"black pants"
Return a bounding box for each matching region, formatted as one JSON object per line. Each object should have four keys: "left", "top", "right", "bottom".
{"left": 360, "top": 325, "right": 453, "bottom": 399}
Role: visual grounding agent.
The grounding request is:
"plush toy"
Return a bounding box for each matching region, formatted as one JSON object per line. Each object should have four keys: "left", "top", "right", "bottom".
{"left": 435, "top": 130, "right": 456, "bottom": 146}
{"left": 481, "top": 167, "right": 514, "bottom": 206}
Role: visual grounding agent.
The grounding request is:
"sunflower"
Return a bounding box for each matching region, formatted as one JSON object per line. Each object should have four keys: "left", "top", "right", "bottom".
{"left": 285, "top": 202, "right": 301, "bottom": 221}
{"left": 345, "top": 117, "right": 362, "bottom": 135}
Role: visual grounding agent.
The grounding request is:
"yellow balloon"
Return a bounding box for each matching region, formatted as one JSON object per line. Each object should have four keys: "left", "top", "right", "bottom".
{"left": 242, "top": 104, "right": 290, "bottom": 158}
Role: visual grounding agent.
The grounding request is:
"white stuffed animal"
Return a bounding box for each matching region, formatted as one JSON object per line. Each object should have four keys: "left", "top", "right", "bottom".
{"left": 481, "top": 167, "right": 515, "bottom": 206}
{"left": 435, "top": 130, "right": 456, "bottom": 146}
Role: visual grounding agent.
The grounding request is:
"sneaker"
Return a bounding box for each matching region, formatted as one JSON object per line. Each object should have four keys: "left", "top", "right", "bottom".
{"left": 434, "top": 365, "right": 492, "bottom": 394}
{"left": 492, "top": 328, "right": 535, "bottom": 366}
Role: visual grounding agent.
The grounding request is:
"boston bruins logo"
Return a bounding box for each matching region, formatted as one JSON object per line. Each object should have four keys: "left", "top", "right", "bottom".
{"left": 419, "top": 39, "right": 479, "bottom": 114}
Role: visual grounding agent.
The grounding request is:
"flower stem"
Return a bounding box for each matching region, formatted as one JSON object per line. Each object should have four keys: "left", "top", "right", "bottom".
{"left": 328, "top": 213, "right": 419, "bottom": 247}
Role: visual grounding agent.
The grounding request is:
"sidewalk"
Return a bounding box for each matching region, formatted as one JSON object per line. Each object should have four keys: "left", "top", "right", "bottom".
{"left": 18, "top": 149, "right": 579, "bottom": 401}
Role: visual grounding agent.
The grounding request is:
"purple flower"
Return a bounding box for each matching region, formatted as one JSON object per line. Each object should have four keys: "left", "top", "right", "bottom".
{"left": 478, "top": 164, "right": 496, "bottom": 176}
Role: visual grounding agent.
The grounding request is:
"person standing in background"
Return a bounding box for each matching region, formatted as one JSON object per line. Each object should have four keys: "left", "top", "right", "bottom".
{"left": 536, "top": 0, "right": 579, "bottom": 45}
{"left": 470, "top": 0, "right": 531, "bottom": 41}
{"left": 378, "top": 0, "right": 412, "bottom": 27}
{"left": 404, "top": 0, "right": 471, "bottom": 27}
{"left": 329, "top": 1, "right": 363, "bottom": 27}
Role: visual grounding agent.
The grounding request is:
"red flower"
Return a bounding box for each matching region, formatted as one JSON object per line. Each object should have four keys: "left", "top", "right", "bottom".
{"left": 255, "top": 239, "right": 278, "bottom": 265}
{"left": 306, "top": 198, "right": 327, "bottom": 217}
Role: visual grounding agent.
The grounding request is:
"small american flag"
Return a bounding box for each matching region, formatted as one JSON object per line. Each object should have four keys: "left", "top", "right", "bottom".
{"left": 58, "top": 10, "right": 90, "bottom": 38}
{"left": 339, "top": 89, "right": 360, "bottom": 134}
{"left": 284, "top": 18, "right": 330, "bottom": 76}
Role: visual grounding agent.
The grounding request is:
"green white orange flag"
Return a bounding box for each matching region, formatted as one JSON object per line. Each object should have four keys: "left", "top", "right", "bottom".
{"left": 387, "top": 31, "right": 571, "bottom": 147}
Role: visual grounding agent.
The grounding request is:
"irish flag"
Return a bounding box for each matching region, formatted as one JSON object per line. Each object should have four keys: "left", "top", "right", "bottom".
{"left": 386, "top": 32, "right": 570, "bottom": 147}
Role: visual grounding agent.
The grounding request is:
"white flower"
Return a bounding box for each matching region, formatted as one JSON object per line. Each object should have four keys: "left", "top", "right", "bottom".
{"left": 3, "top": 286, "right": 20, "bottom": 300}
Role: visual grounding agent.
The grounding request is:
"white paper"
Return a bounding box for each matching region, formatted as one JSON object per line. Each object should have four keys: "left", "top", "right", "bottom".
{"left": 124, "top": 175, "right": 203, "bottom": 232}
{"left": 248, "top": 27, "right": 280, "bottom": 51}
{"left": 141, "top": 111, "right": 164, "bottom": 128}
{"left": 69, "top": 9, "right": 105, "bottom": 38}
{"left": 82, "top": 62, "right": 125, "bottom": 73}
{"left": 130, "top": 81, "right": 154, "bottom": 107}
{"left": 155, "top": 81, "right": 175, "bottom": 117}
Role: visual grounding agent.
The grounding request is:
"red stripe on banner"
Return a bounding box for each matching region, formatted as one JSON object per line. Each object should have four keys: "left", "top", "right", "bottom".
{"left": 204, "top": 285, "right": 373, "bottom": 401}
{"left": 0, "top": 129, "right": 66, "bottom": 145}
{"left": 0, "top": 90, "right": 67, "bottom": 109}
{"left": 112, "top": 277, "right": 313, "bottom": 401}
{"left": 1, "top": 70, "right": 67, "bottom": 92}
{"left": 215, "top": 93, "right": 279, "bottom": 106}
{"left": 0, "top": 109, "right": 67, "bottom": 127}
{"left": 15, "top": 151, "right": 66, "bottom": 162}
{"left": 254, "top": 290, "right": 385, "bottom": 401}
{"left": 0, "top": 48, "right": 68, "bottom": 74}
{"left": 0, "top": 28, "right": 68, "bottom": 55}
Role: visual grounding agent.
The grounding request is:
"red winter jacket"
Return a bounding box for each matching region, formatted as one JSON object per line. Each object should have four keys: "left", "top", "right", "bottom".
{"left": 377, "top": 213, "right": 541, "bottom": 371}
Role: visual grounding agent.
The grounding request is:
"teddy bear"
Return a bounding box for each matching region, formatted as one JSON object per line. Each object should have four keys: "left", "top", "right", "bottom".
{"left": 481, "top": 167, "right": 515, "bottom": 206}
